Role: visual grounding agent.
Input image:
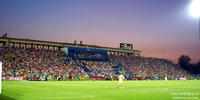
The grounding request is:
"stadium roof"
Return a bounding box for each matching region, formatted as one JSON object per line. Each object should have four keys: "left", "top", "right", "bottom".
{"left": 0, "top": 37, "right": 141, "bottom": 54}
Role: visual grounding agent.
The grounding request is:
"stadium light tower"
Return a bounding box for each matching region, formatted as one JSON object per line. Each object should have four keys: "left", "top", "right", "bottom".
{"left": 189, "top": 0, "right": 200, "bottom": 42}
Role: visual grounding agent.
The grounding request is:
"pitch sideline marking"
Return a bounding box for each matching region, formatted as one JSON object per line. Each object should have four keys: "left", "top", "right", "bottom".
{"left": 3, "top": 94, "right": 96, "bottom": 100}
{"left": 39, "top": 95, "right": 96, "bottom": 100}
{"left": 4, "top": 84, "right": 96, "bottom": 100}
{"left": 2, "top": 93, "right": 21, "bottom": 100}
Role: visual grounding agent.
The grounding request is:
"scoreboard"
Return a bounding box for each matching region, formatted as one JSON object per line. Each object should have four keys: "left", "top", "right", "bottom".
{"left": 120, "top": 43, "right": 133, "bottom": 50}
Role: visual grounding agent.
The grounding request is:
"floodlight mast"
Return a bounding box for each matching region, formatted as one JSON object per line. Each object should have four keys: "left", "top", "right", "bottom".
{"left": 189, "top": 0, "right": 200, "bottom": 46}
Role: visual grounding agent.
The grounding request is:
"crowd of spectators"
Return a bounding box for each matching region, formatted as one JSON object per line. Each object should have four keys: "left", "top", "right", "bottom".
{"left": 78, "top": 60, "right": 116, "bottom": 78}
{"left": 0, "top": 46, "right": 193, "bottom": 80}
{"left": 1, "top": 47, "right": 87, "bottom": 80}
{"left": 110, "top": 55, "right": 191, "bottom": 80}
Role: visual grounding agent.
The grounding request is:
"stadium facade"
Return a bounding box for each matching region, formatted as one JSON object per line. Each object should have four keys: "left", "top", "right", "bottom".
{"left": 0, "top": 37, "right": 141, "bottom": 56}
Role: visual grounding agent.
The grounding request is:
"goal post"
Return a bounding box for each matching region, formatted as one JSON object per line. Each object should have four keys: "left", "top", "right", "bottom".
{"left": 0, "top": 62, "right": 2, "bottom": 94}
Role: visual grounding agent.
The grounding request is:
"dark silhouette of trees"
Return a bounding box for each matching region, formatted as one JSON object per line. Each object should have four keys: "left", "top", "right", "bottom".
{"left": 195, "top": 61, "right": 200, "bottom": 74}
{"left": 178, "top": 55, "right": 191, "bottom": 69}
{"left": 197, "top": 61, "right": 200, "bottom": 67}
{"left": 178, "top": 55, "right": 200, "bottom": 74}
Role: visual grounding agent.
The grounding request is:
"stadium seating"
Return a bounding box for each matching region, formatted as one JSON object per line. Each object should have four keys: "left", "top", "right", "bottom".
{"left": 0, "top": 46, "right": 192, "bottom": 80}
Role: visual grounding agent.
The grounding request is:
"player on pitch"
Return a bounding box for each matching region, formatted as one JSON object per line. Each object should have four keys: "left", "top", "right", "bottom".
{"left": 118, "top": 74, "right": 124, "bottom": 88}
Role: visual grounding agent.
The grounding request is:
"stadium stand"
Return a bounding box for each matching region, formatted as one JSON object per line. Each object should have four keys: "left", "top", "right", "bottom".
{"left": 110, "top": 55, "right": 190, "bottom": 80}
{"left": 0, "top": 38, "right": 193, "bottom": 81}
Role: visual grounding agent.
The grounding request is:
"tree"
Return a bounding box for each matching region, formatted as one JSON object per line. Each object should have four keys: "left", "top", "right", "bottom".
{"left": 195, "top": 61, "right": 200, "bottom": 74}
{"left": 178, "top": 55, "right": 191, "bottom": 69}
{"left": 197, "top": 61, "right": 200, "bottom": 67}
{"left": 178, "top": 55, "right": 200, "bottom": 74}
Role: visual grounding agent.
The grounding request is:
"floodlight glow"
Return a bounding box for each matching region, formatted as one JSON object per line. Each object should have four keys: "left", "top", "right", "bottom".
{"left": 189, "top": 0, "right": 200, "bottom": 17}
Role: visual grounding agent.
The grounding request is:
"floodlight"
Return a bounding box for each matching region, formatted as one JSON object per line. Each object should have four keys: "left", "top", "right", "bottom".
{"left": 189, "top": 0, "right": 200, "bottom": 17}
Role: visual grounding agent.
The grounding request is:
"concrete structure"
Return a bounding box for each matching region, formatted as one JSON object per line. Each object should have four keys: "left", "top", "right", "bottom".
{"left": 0, "top": 37, "right": 141, "bottom": 56}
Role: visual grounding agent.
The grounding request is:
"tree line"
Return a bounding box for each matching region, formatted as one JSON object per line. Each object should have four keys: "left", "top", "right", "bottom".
{"left": 178, "top": 55, "right": 200, "bottom": 75}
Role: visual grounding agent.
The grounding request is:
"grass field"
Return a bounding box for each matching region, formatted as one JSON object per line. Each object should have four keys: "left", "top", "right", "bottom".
{"left": 0, "top": 80, "right": 200, "bottom": 100}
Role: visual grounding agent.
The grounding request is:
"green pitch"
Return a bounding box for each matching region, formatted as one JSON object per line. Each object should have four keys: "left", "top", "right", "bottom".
{"left": 1, "top": 80, "right": 200, "bottom": 100}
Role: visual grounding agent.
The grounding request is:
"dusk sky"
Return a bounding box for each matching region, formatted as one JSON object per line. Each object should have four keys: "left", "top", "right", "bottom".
{"left": 0, "top": 0, "right": 199, "bottom": 63}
